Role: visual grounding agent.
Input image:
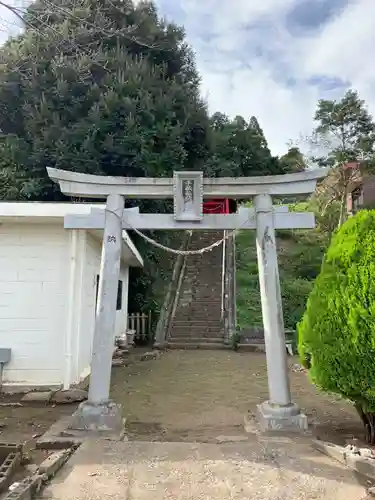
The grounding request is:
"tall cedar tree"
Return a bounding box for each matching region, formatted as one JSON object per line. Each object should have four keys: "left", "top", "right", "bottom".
{"left": 0, "top": 0, "right": 212, "bottom": 199}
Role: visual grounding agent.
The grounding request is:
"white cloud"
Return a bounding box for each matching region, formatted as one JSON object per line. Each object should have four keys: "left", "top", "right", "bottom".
{"left": 0, "top": 0, "right": 26, "bottom": 42}
{"left": 159, "top": 0, "right": 375, "bottom": 156}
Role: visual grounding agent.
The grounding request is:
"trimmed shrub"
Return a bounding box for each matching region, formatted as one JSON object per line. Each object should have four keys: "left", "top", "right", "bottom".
{"left": 298, "top": 210, "right": 375, "bottom": 443}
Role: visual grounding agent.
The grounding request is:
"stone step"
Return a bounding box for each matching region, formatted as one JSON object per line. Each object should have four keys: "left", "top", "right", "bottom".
{"left": 172, "top": 230, "right": 227, "bottom": 348}
{"left": 185, "top": 261, "right": 222, "bottom": 266}
{"left": 178, "top": 304, "right": 221, "bottom": 309}
{"left": 167, "top": 342, "right": 229, "bottom": 350}
{"left": 176, "top": 306, "right": 222, "bottom": 310}
{"left": 185, "top": 271, "right": 221, "bottom": 276}
{"left": 186, "top": 253, "right": 222, "bottom": 256}
{"left": 174, "top": 313, "right": 222, "bottom": 319}
{"left": 188, "top": 244, "right": 223, "bottom": 249}
{"left": 169, "top": 338, "right": 225, "bottom": 344}
{"left": 186, "top": 271, "right": 221, "bottom": 274}
{"left": 173, "top": 322, "right": 222, "bottom": 327}
{"left": 183, "top": 287, "right": 222, "bottom": 292}
{"left": 170, "top": 330, "right": 224, "bottom": 337}
{"left": 172, "top": 318, "right": 223, "bottom": 326}
{"left": 185, "top": 265, "right": 221, "bottom": 268}
{"left": 175, "top": 303, "right": 222, "bottom": 306}
{"left": 175, "top": 312, "right": 222, "bottom": 317}
{"left": 186, "top": 253, "right": 222, "bottom": 257}
{"left": 181, "top": 283, "right": 219, "bottom": 289}
{"left": 171, "top": 326, "right": 224, "bottom": 331}
{"left": 175, "top": 305, "right": 222, "bottom": 310}
{"left": 170, "top": 325, "right": 224, "bottom": 337}
{"left": 177, "top": 299, "right": 222, "bottom": 303}
{"left": 174, "top": 322, "right": 222, "bottom": 326}
{"left": 185, "top": 272, "right": 221, "bottom": 276}
{"left": 168, "top": 336, "right": 225, "bottom": 343}
{"left": 177, "top": 295, "right": 221, "bottom": 299}
{"left": 179, "top": 282, "right": 221, "bottom": 287}
{"left": 171, "top": 318, "right": 223, "bottom": 322}
{"left": 178, "top": 301, "right": 222, "bottom": 305}
{"left": 170, "top": 323, "right": 223, "bottom": 328}
{"left": 187, "top": 243, "right": 223, "bottom": 250}
{"left": 177, "top": 293, "right": 221, "bottom": 296}
{"left": 186, "top": 260, "right": 221, "bottom": 263}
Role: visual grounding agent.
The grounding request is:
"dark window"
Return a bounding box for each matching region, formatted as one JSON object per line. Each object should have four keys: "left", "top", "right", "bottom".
{"left": 116, "top": 280, "right": 123, "bottom": 310}
{"left": 96, "top": 275, "right": 123, "bottom": 311}
{"left": 95, "top": 275, "right": 100, "bottom": 310}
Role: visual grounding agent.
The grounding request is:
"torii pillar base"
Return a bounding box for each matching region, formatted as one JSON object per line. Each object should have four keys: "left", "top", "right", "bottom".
{"left": 67, "top": 400, "right": 125, "bottom": 437}
{"left": 255, "top": 402, "right": 308, "bottom": 433}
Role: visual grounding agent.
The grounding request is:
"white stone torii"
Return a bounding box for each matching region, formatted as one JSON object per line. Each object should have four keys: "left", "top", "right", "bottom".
{"left": 47, "top": 167, "right": 328, "bottom": 435}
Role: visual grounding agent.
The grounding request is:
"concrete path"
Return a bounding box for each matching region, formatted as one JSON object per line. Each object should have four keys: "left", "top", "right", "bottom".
{"left": 41, "top": 435, "right": 368, "bottom": 499}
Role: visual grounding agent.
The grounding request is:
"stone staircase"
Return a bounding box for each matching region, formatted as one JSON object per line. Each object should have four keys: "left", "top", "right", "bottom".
{"left": 167, "top": 231, "right": 227, "bottom": 349}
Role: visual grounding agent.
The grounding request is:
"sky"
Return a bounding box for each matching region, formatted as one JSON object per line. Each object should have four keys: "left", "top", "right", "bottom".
{"left": 154, "top": 0, "right": 375, "bottom": 156}
{"left": 0, "top": 0, "right": 375, "bottom": 156}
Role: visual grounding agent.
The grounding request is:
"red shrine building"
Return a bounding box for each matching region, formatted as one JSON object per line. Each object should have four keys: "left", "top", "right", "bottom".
{"left": 202, "top": 199, "right": 237, "bottom": 215}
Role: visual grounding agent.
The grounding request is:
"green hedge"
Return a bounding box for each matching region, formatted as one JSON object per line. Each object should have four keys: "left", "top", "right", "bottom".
{"left": 298, "top": 210, "right": 375, "bottom": 440}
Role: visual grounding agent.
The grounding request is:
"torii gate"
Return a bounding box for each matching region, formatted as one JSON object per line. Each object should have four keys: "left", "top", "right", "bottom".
{"left": 47, "top": 167, "right": 327, "bottom": 435}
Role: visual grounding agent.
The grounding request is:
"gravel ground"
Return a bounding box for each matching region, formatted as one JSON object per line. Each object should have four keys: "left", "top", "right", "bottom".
{"left": 110, "top": 350, "right": 363, "bottom": 445}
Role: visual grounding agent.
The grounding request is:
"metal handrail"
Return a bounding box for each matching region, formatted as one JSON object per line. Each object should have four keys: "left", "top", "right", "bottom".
{"left": 221, "top": 230, "right": 226, "bottom": 320}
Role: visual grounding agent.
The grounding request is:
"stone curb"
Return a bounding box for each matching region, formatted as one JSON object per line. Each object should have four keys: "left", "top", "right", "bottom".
{"left": 4, "top": 474, "right": 44, "bottom": 500}
{"left": 20, "top": 388, "right": 89, "bottom": 405}
{"left": 0, "top": 453, "right": 21, "bottom": 493}
{"left": 312, "top": 440, "right": 375, "bottom": 481}
{"left": 38, "top": 448, "right": 73, "bottom": 479}
{"left": 4, "top": 447, "right": 75, "bottom": 499}
{"left": 20, "top": 391, "right": 54, "bottom": 404}
{"left": 152, "top": 342, "right": 168, "bottom": 351}
{"left": 50, "top": 389, "right": 88, "bottom": 405}
{"left": 137, "top": 351, "right": 162, "bottom": 362}
{"left": 36, "top": 438, "right": 79, "bottom": 450}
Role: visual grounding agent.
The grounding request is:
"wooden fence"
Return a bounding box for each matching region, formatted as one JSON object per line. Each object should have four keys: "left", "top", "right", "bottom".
{"left": 128, "top": 312, "right": 152, "bottom": 343}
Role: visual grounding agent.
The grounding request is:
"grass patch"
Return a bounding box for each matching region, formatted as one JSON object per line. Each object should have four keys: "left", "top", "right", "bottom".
{"left": 236, "top": 227, "right": 328, "bottom": 330}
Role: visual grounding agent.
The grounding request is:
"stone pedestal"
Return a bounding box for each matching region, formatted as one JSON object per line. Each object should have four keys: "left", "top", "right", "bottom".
{"left": 256, "top": 402, "right": 308, "bottom": 432}
{"left": 68, "top": 400, "right": 124, "bottom": 434}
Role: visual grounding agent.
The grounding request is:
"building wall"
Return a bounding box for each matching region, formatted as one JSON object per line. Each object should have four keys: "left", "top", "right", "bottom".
{"left": 362, "top": 174, "right": 375, "bottom": 208}
{"left": 0, "top": 224, "right": 70, "bottom": 387}
{"left": 72, "top": 233, "right": 129, "bottom": 384}
{"left": 0, "top": 224, "right": 130, "bottom": 390}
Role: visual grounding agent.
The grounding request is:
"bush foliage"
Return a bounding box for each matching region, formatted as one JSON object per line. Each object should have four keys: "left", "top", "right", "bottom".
{"left": 298, "top": 210, "right": 375, "bottom": 442}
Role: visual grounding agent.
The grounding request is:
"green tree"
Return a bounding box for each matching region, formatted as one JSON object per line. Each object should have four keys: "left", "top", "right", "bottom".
{"left": 206, "top": 113, "right": 284, "bottom": 177}
{"left": 279, "top": 147, "right": 306, "bottom": 172}
{"left": 248, "top": 116, "right": 269, "bottom": 151}
{"left": 311, "top": 90, "right": 375, "bottom": 227}
{"left": 0, "top": 0, "right": 211, "bottom": 200}
{"left": 298, "top": 210, "right": 375, "bottom": 443}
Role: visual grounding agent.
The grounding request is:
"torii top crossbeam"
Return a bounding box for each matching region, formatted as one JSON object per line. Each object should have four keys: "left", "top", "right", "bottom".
{"left": 47, "top": 167, "right": 328, "bottom": 199}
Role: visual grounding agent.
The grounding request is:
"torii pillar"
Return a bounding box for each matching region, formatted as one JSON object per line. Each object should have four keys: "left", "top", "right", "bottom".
{"left": 47, "top": 167, "right": 328, "bottom": 435}
{"left": 252, "top": 193, "right": 305, "bottom": 431}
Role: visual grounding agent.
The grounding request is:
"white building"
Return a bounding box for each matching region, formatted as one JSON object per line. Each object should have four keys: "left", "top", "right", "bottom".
{"left": 0, "top": 202, "right": 143, "bottom": 392}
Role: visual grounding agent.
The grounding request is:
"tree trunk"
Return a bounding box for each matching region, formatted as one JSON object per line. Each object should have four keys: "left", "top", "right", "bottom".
{"left": 355, "top": 403, "right": 375, "bottom": 444}
{"left": 337, "top": 192, "right": 347, "bottom": 228}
